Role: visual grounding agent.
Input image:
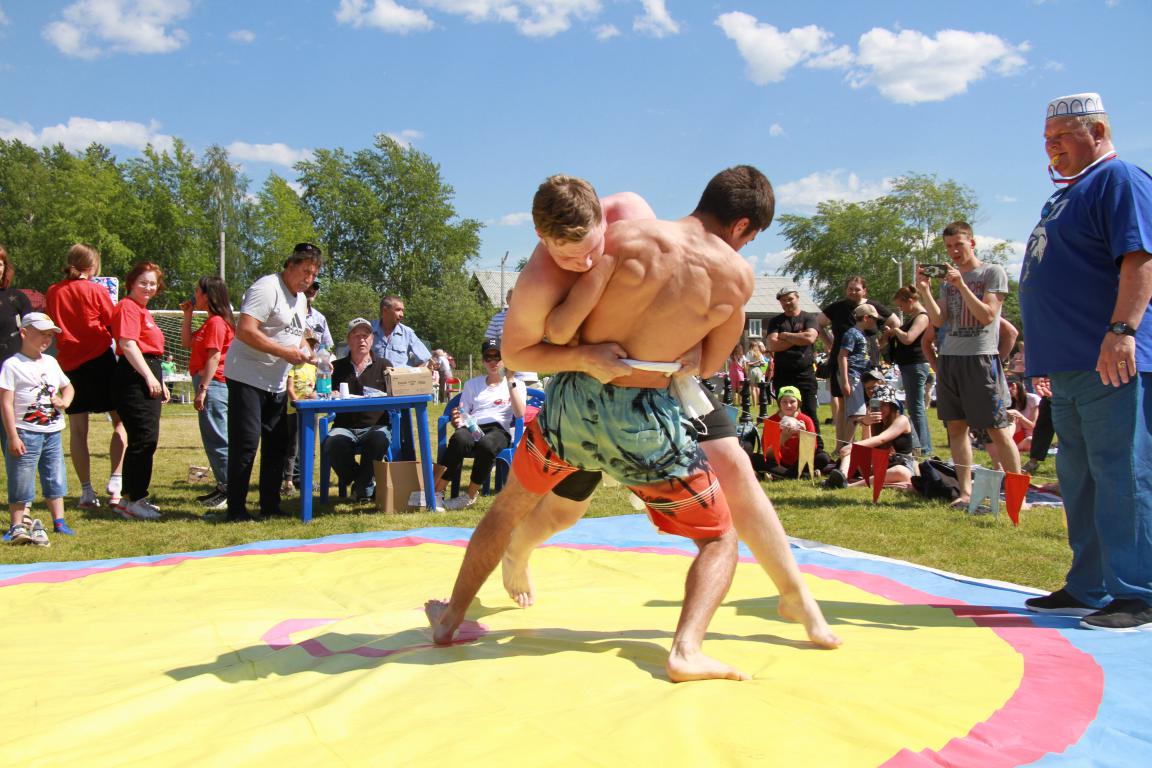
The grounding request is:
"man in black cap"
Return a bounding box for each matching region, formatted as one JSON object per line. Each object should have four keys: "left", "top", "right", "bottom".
{"left": 433, "top": 337, "right": 524, "bottom": 510}
{"left": 766, "top": 285, "right": 820, "bottom": 435}
{"left": 303, "top": 281, "right": 333, "bottom": 350}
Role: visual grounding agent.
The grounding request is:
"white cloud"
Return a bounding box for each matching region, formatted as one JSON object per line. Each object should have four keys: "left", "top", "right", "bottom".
{"left": 0, "top": 116, "right": 174, "bottom": 152}
{"left": 776, "top": 170, "right": 892, "bottom": 210}
{"left": 335, "top": 0, "right": 433, "bottom": 34}
{"left": 751, "top": 247, "right": 793, "bottom": 275}
{"left": 633, "top": 0, "right": 678, "bottom": 38}
{"left": 498, "top": 212, "right": 532, "bottom": 226}
{"left": 286, "top": 180, "right": 306, "bottom": 197}
{"left": 1044, "top": 60, "right": 1064, "bottom": 71}
{"left": 229, "top": 29, "right": 255, "bottom": 44}
{"left": 716, "top": 12, "right": 843, "bottom": 85}
{"left": 0, "top": 6, "right": 9, "bottom": 27}
{"left": 594, "top": 23, "right": 618, "bottom": 40}
{"left": 975, "top": 234, "right": 1025, "bottom": 276}
{"left": 995, "top": 194, "right": 1018, "bottom": 204}
{"left": 849, "top": 28, "right": 1029, "bottom": 104}
{"left": 340, "top": 0, "right": 601, "bottom": 38}
{"left": 385, "top": 128, "right": 424, "bottom": 148}
{"left": 225, "top": 141, "right": 312, "bottom": 167}
{"left": 43, "top": 0, "right": 191, "bottom": 59}
{"left": 768, "top": 122, "right": 784, "bottom": 137}
{"left": 806, "top": 45, "right": 854, "bottom": 70}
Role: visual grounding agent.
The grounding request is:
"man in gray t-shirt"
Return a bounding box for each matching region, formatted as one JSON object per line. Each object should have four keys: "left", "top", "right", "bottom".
{"left": 916, "top": 221, "right": 1020, "bottom": 505}
{"left": 224, "top": 243, "right": 322, "bottom": 521}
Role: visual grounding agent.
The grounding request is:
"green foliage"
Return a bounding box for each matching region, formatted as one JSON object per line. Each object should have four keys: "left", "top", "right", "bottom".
{"left": 406, "top": 270, "right": 492, "bottom": 361}
{"left": 250, "top": 173, "right": 319, "bottom": 284}
{"left": 780, "top": 173, "right": 982, "bottom": 306}
{"left": 313, "top": 279, "right": 380, "bottom": 344}
{"left": 295, "top": 135, "right": 483, "bottom": 299}
{"left": 0, "top": 134, "right": 485, "bottom": 347}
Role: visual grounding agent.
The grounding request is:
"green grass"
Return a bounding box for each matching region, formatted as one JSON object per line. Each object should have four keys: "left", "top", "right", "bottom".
{"left": 0, "top": 401, "right": 1070, "bottom": 592}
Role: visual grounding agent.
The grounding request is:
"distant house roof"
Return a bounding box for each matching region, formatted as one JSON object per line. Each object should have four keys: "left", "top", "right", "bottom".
{"left": 745, "top": 275, "right": 821, "bottom": 314}
{"left": 473, "top": 270, "right": 520, "bottom": 308}
{"left": 471, "top": 270, "right": 818, "bottom": 314}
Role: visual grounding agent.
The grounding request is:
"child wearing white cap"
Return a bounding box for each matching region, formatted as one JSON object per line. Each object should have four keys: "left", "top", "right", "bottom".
{"left": 0, "top": 313, "right": 76, "bottom": 546}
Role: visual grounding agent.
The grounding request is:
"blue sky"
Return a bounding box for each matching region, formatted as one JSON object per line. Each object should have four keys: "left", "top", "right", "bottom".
{"left": 2, "top": 0, "right": 1150, "bottom": 283}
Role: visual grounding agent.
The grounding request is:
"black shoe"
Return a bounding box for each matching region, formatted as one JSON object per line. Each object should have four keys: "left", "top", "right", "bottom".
{"left": 1080, "top": 599, "right": 1152, "bottom": 632}
{"left": 820, "top": 468, "right": 847, "bottom": 490}
{"left": 221, "top": 513, "right": 257, "bottom": 523}
{"left": 1024, "top": 588, "right": 1097, "bottom": 617}
{"left": 196, "top": 488, "right": 221, "bottom": 502}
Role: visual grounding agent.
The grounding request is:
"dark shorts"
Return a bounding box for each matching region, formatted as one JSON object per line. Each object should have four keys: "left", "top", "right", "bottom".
{"left": 936, "top": 355, "right": 1011, "bottom": 430}
{"left": 549, "top": 380, "right": 737, "bottom": 501}
{"left": 64, "top": 349, "right": 118, "bottom": 415}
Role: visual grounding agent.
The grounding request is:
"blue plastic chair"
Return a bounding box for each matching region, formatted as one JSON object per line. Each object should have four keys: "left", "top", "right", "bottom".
{"left": 436, "top": 387, "right": 545, "bottom": 498}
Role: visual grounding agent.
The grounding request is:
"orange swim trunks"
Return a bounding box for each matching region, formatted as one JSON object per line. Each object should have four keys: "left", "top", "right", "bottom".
{"left": 511, "top": 374, "right": 731, "bottom": 540}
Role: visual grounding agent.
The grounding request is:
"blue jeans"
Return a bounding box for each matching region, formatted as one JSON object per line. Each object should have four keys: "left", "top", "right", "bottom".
{"left": 1050, "top": 371, "right": 1152, "bottom": 606}
{"left": 323, "top": 425, "right": 392, "bottom": 496}
{"left": 4, "top": 429, "right": 68, "bottom": 504}
{"left": 899, "top": 362, "right": 933, "bottom": 454}
{"left": 193, "top": 375, "right": 229, "bottom": 487}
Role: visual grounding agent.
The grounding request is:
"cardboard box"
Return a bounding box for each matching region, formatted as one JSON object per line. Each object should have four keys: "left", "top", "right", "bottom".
{"left": 386, "top": 366, "right": 434, "bottom": 396}
{"left": 186, "top": 465, "right": 213, "bottom": 484}
{"left": 374, "top": 460, "right": 425, "bottom": 514}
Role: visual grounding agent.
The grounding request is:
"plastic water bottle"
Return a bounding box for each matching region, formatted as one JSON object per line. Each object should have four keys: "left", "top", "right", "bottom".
{"left": 463, "top": 415, "right": 484, "bottom": 442}
{"left": 315, "top": 348, "right": 333, "bottom": 397}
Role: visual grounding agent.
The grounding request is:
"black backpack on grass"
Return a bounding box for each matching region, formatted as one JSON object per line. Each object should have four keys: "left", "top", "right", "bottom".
{"left": 912, "top": 458, "right": 962, "bottom": 502}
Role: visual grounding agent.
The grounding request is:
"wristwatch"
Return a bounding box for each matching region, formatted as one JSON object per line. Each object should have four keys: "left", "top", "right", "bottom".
{"left": 1108, "top": 321, "right": 1138, "bottom": 336}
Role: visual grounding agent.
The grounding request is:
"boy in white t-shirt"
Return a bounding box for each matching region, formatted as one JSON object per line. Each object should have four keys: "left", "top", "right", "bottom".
{"left": 1, "top": 313, "right": 75, "bottom": 546}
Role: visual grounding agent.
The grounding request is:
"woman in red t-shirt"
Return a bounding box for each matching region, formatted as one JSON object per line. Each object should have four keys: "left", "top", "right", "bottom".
{"left": 179, "top": 276, "right": 235, "bottom": 509}
{"left": 111, "top": 262, "right": 169, "bottom": 520}
{"left": 45, "top": 244, "right": 128, "bottom": 510}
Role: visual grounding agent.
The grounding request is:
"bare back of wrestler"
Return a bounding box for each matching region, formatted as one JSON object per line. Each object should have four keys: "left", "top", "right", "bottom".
{"left": 426, "top": 208, "right": 755, "bottom": 682}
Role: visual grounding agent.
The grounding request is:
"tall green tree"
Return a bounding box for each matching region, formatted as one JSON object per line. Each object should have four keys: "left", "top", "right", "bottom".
{"left": 313, "top": 279, "right": 379, "bottom": 346}
{"left": 780, "top": 174, "right": 983, "bottom": 306}
{"left": 295, "top": 135, "right": 483, "bottom": 299}
{"left": 251, "top": 172, "right": 319, "bottom": 281}
{"left": 778, "top": 198, "right": 911, "bottom": 306}
{"left": 406, "top": 271, "right": 491, "bottom": 362}
{"left": 201, "top": 145, "right": 253, "bottom": 291}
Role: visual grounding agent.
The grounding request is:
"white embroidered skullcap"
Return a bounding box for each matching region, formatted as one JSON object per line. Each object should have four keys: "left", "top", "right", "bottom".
{"left": 1046, "top": 93, "right": 1106, "bottom": 120}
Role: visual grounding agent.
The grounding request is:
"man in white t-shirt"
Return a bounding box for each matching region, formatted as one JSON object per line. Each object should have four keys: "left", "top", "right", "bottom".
{"left": 1, "top": 313, "right": 75, "bottom": 546}
{"left": 223, "top": 243, "right": 322, "bottom": 522}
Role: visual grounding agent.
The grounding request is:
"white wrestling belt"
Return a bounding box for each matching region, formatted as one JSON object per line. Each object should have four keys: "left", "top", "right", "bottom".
{"left": 620, "top": 359, "right": 714, "bottom": 420}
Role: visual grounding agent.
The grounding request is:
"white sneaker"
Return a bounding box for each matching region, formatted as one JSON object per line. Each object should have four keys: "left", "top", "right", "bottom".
{"left": 29, "top": 519, "right": 50, "bottom": 547}
{"left": 79, "top": 489, "right": 101, "bottom": 509}
{"left": 116, "top": 499, "right": 161, "bottom": 520}
{"left": 136, "top": 498, "right": 161, "bottom": 516}
{"left": 443, "top": 494, "right": 476, "bottom": 511}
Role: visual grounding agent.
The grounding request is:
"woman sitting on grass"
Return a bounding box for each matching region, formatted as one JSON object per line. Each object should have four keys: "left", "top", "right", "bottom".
{"left": 822, "top": 385, "right": 916, "bottom": 490}
{"left": 987, "top": 378, "right": 1041, "bottom": 471}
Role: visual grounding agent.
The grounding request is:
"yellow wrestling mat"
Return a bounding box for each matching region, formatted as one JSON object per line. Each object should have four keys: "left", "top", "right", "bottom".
{"left": 0, "top": 520, "right": 1107, "bottom": 766}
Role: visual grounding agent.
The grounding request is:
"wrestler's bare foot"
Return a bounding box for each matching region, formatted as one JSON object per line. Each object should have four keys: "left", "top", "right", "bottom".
{"left": 666, "top": 646, "right": 750, "bottom": 683}
{"left": 778, "top": 591, "right": 843, "bottom": 649}
{"left": 424, "top": 599, "right": 462, "bottom": 645}
{"left": 501, "top": 552, "right": 535, "bottom": 608}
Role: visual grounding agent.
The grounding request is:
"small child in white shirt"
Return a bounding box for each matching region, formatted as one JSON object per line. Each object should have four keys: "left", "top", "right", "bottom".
{"left": 1, "top": 313, "right": 75, "bottom": 546}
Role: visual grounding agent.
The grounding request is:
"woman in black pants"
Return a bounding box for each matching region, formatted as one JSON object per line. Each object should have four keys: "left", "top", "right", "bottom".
{"left": 434, "top": 338, "right": 525, "bottom": 510}
{"left": 111, "top": 262, "right": 169, "bottom": 520}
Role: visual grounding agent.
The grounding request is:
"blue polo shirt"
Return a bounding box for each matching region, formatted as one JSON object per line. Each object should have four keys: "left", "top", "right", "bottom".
{"left": 1020, "top": 158, "right": 1152, "bottom": 376}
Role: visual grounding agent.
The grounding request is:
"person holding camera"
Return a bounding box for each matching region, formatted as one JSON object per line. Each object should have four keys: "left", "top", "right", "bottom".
{"left": 916, "top": 222, "right": 1019, "bottom": 508}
